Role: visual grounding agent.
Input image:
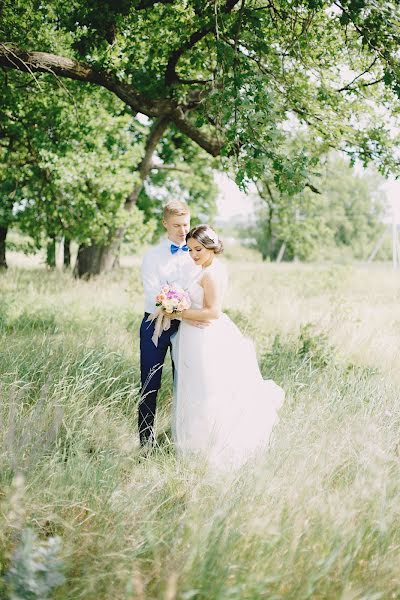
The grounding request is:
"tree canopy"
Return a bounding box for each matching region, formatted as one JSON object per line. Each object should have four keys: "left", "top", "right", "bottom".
{"left": 0, "top": 67, "right": 217, "bottom": 268}
{"left": 1, "top": 0, "right": 400, "bottom": 271}
{"left": 2, "top": 1, "right": 400, "bottom": 183}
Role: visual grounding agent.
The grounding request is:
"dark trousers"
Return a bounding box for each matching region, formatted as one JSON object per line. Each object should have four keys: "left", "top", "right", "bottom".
{"left": 138, "top": 313, "right": 180, "bottom": 445}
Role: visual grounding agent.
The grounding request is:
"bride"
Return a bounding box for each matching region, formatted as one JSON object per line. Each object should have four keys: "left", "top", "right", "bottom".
{"left": 171, "top": 224, "right": 284, "bottom": 470}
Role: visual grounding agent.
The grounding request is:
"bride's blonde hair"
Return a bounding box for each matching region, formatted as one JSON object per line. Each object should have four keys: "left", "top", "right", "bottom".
{"left": 186, "top": 224, "right": 224, "bottom": 254}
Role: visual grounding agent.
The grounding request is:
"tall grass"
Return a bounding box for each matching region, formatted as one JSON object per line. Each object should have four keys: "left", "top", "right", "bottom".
{"left": 1, "top": 258, "right": 400, "bottom": 599}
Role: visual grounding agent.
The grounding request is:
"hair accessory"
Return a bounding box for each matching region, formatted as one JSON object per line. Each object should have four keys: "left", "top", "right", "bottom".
{"left": 204, "top": 227, "right": 219, "bottom": 245}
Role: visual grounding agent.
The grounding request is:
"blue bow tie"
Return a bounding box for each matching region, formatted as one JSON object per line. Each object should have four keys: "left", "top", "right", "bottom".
{"left": 170, "top": 244, "right": 189, "bottom": 254}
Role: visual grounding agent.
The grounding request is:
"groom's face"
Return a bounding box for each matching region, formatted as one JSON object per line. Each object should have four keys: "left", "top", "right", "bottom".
{"left": 163, "top": 214, "right": 191, "bottom": 245}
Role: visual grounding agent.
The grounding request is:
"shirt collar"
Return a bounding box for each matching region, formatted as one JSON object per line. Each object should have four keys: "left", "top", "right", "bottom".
{"left": 165, "top": 237, "right": 187, "bottom": 249}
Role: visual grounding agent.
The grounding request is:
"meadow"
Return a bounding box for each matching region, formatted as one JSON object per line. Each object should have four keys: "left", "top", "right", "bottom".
{"left": 1, "top": 248, "right": 400, "bottom": 600}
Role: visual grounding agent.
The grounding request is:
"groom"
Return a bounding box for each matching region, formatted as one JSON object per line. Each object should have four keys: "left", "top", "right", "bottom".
{"left": 138, "top": 199, "right": 201, "bottom": 447}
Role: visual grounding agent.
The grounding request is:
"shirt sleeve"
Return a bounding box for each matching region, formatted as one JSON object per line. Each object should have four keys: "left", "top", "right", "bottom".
{"left": 141, "top": 250, "right": 161, "bottom": 310}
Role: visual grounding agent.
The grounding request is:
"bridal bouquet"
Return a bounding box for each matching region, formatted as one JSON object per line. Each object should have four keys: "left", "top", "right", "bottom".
{"left": 147, "top": 283, "right": 191, "bottom": 346}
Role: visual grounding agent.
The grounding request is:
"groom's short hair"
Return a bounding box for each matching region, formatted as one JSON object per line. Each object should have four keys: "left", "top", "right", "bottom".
{"left": 163, "top": 200, "right": 190, "bottom": 220}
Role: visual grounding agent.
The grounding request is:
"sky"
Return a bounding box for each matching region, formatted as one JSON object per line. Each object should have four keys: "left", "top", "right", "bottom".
{"left": 382, "top": 178, "right": 400, "bottom": 224}
{"left": 214, "top": 172, "right": 255, "bottom": 222}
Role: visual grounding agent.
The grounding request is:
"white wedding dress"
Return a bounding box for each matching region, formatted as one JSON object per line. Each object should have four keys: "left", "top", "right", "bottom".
{"left": 171, "top": 260, "right": 284, "bottom": 470}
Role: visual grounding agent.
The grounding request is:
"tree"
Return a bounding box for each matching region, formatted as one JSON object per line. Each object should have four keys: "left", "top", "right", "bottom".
{"left": 319, "top": 157, "right": 387, "bottom": 259}
{"left": 0, "top": 200, "right": 12, "bottom": 269}
{"left": 137, "top": 127, "right": 219, "bottom": 240}
{"left": 1, "top": 0, "right": 400, "bottom": 274}
{"left": 244, "top": 154, "right": 387, "bottom": 261}
{"left": 0, "top": 72, "right": 156, "bottom": 269}
{"left": 0, "top": 71, "right": 218, "bottom": 270}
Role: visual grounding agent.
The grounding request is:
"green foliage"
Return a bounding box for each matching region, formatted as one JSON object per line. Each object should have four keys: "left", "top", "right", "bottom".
{"left": 242, "top": 154, "right": 388, "bottom": 261}
{"left": 138, "top": 127, "right": 219, "bottom": 240}
{"left": 262, "top": 324, "right": 335, "bottom": 383}
{"left": 298, "top": 323, "right": 334, "bottom": 368}
{"left": 1, "top": 0, "right": 400, "bottom": 276}
{"left": 0, "top": 72, "right": 158, "bottom": 250}
{"left": 2, "top": 0, "right": 400, "bottom": 194}
{"left": 0, "top": 67, "right": 219, "bottom": 257}
{"left": 4, "top": 231, "right": 37, "bottom": 256}
{"left": 4, "top": 528, "right": 65, "bottom": 600}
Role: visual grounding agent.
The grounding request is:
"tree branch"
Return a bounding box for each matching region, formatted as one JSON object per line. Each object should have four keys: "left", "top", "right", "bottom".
{"left": 136, "top": 116, "right": 171, "bottom": 184}
{"left": 135, "top": 0, "right": 175, "bottom": 8}
{"left": 173, "top": 76, "right": 213, "bottom": 85}
{"left": 170, "top": 111, "right": 223, "bottom": 156}
{"left": 164, "top": 0, "right": 241, "bottom": 86}
{"left": 336, "top": 57, "right": 378, "bottom": 92}
{"left": 165, "top": 26, "right": 215, "bottom": 86}
{"left": 333, "top": 1, "right": 400, "bottom": 75}
{"left": 106, "top": 116, "right": 171, "bottom": 255}
{"left": 150, "top": 163, "right": 191, "bottom": 173}
{"left": 0, "top": 43, "right": 225, "bottom": 157}
{"left": 255, "top": 180, "right": 274, "bottom": 207}
{"left": 305, "top": 182, "right": 321, "bottom": 194}
{"left": 359, "top": 76, "right": 385, "bottom": 88}
{"left": 0, "top": 44, "right": 173, "bottom": 117}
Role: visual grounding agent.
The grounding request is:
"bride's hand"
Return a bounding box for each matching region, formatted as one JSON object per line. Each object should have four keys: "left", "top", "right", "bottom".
{"left": 184, "top": 318, "right": 210, "bottom": 328}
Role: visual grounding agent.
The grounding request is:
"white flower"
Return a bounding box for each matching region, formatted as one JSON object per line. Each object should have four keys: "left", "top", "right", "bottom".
{"left": 163, "top": 299, "right": 175, "bottom": 313}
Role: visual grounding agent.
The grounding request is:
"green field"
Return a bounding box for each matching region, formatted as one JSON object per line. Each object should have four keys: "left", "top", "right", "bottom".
{"left": 1, "top": 253, "right": 400, "bottom": 599}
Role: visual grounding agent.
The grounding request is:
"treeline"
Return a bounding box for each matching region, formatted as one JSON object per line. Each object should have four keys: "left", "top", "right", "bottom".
{"left": 239, "top": 156, "right": 389, "bottom": 262}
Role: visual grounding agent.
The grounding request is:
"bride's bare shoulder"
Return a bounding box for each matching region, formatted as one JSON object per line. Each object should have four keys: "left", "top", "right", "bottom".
{"left": 200, "top": 260, "right": 227, "bottom": 287}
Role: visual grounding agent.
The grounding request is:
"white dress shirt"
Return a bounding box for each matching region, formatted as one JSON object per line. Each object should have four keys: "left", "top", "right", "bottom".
{"left": 141, "top": 237, "right": 201, "bottom": 313}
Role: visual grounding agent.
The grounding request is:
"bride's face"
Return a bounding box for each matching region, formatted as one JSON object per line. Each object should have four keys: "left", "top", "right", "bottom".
{"left": 187, "top": 237, "right": 214, "bottom": 267}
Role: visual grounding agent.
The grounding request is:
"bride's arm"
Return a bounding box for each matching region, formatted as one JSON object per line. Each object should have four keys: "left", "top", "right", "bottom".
{"left": 181, "top": 272, "right": 221, "bottom": 322}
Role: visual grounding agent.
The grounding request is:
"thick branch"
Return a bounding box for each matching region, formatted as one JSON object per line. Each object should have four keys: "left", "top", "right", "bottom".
{"left": 0, "top": 43, "right": 224, "bottom": 157}
{"left": 100, "top": 116, "right": 171, "bottom": 264}
{"left": 0, "top": 226, "right": 8, "bottom": 269}
{"left": 125, "top": 116, "right": 171, "bottom": 210}
{"left": 0, "top": 44, "right": 173, "bottom": 117}
{"left": 171, "top": 112, "right": 223, "bottom": 156}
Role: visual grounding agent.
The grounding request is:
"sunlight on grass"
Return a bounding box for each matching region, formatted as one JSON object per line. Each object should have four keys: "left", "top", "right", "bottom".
{"left": 1, "top": 257, "right": 400, "bottom": 599}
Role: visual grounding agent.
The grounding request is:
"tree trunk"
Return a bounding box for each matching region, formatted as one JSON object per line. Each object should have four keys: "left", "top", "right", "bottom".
{"left": 73, "top": 242, "right": 120, "bottom": 278}
{"left": 63, "top": 237, "right": 71, "bottom": 269}
{"left": 276, "top": 242, "right": 286, "bottom": 263}
{"left": 0, "top": 225, "right": 8, "bottom": 269}
{"left": 74, "top": 116, "right": 170, "bottom": 278}
{"left": 46, "top": 237, "right": 56, "bottom": 268}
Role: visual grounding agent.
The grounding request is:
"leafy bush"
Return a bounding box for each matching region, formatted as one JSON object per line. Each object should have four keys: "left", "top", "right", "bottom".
{"left": 4, "top": 529, "right": 65, "bottom": 600}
